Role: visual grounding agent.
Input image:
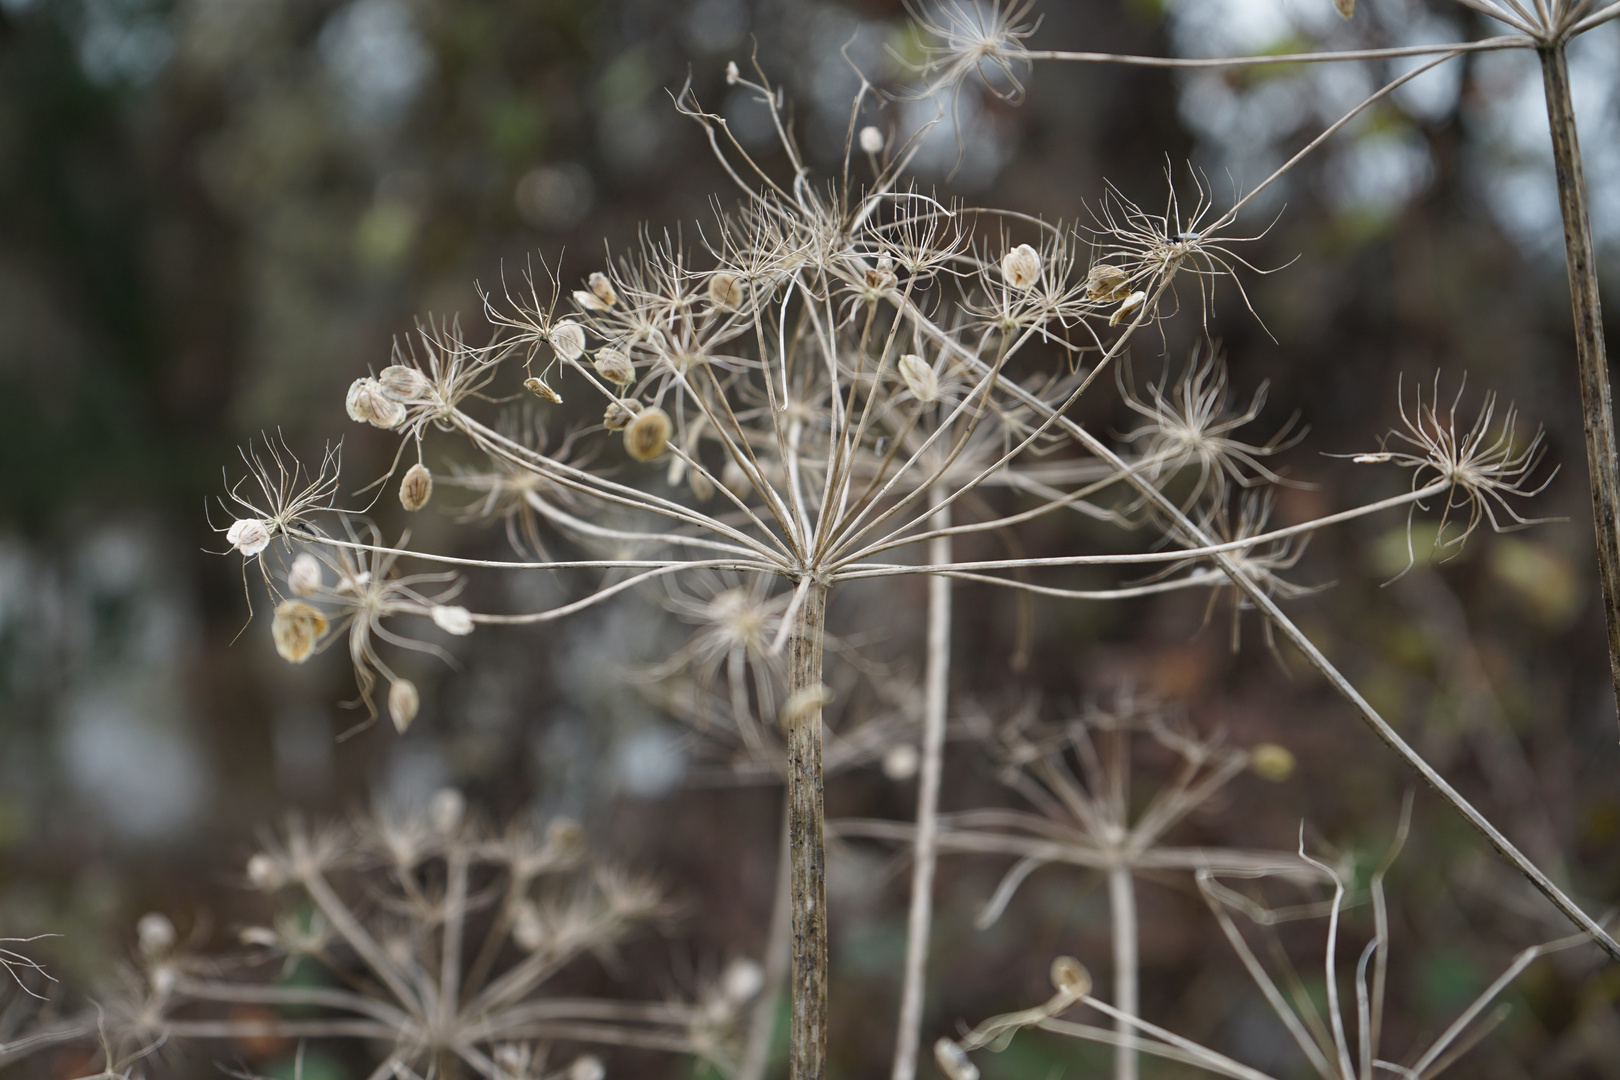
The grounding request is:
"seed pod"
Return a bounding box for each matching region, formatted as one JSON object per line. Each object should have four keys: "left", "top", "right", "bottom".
{"left": 550, "top": 320, "right": 587, "bottom": 361}
{"left": 246, "top": 853, "right": 284, "bottom": 890}
{"left": 588, "top": 271, "right": 618, "bottom": 306}
{"left": 388, "top": 677, "right": 420, "bottom": 734}
{"left": 239, "top": 926, "right": 278, "bottom": 947}
{"left": 428, "top": 787, "right": 465, "bottom": 834}
{"left": 1334, "top": 0, "right": 1355, "bottom": 17}
{"left": 689, "top": 466, "right": 715, "bottom": 502}
{"left": 568, "top": 1056, "right": 604, "bottom": 1080}
{"left": 865, "top": 255, "right": 897, "bottom": 292}
{"left": 287, "top": 552, "right": 323, "bottom": 597}
{"left": 858, "top": 124, "right": 883, "bottom": 154}
{"left": 272, "top": 600, "right": 328, "bottom": 664}
{"left": 346, "top": 377, "right": 407, "bottom": 429}
{"left": 1109, "top": 290, "right": 1148, "bottom": 326}
{"left": 1250, "top": 742, "right": 1296, "bottom": 782}
{"left": 512, "top": 900, "right": 545, "bottom": 951}
{"left": 593, "top": 347, "right": 634, "bottom": 386}
{"left": 137, "top": 912, "right": 176, "bottom": 956}
{"left": 725, "top": 60, "right": 740, "bottom": 84}
{"left": 378, "top": 364, "right": 431, "bottom": 402}
{"left": 399, "top": 462, "right": 433, "bottom": 511}
{"left": 1085, "top": 263, "right": 1130, "bottom": 302}
{"left": 572, "top": 289, "right": 608, "bottom": 312}
{"left": 934, "top": 1039, "right": 979, "bottom": 1080}
{"left": 721, "top": 458, "right": 752, "bottom": 498}
{"left": 708, "top": 271, "right": 744, "bottom": 309}
{"left": 882, "top": 743, "right": 919, "bottom": 781}
{"left": 431, "top": 604, "right": 474, "bottom": 635}
{"left": 898, "top": 353, "right": 940, "bottom": 403}
{"left": 1001, "top": 242, "right": 1041, "bottom": 289}
{"left": 624, "top": 405, "right": 672, "bottom": 461}
{"left": 524, "top": 376, "right": 562, "bottom": 403}
{"left": 1050, "top": 955, "right": 1092, "bottom": 998}
{"left": 603, "top": 399, "right": 639, "bottom": 430}
{"left": 721, "top": 957, "right": 765, "bottom": 1004}
{"left": 227, "top": 518, "right": 273, "bottom": 557}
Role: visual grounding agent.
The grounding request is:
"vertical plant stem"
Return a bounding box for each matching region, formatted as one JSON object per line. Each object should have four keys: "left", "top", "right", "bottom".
{"left": 1539, "top": 42, "right": 1620, "bottom": 729}
{"left": 786, "top": 580, "right": 830, "bottom": 1080}
{"left": 891, "top": 491, "right": 952, "bottom": 1080}
{"left": 741, "top": 802, "right": 794, "bottom": 1080}
{"left": 1108, "top": 863, "right": 1139, "bottom": 1080}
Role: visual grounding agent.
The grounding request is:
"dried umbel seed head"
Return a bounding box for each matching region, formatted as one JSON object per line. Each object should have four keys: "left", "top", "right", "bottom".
{"left": 624, "top": 405, "right": 672, "bottom": 462}
{"left": 272, "top": 600, "right": 329, "bottom": 663}
{"left": 1250, "top": 742, "right": 1296, "bottom": 782}
{"left": 603, "top": 399, "right": 640, "bottom": 430}
{"left": 428, "top": 787, "right": 465, "bottom": 834}
{"left": 934, "top": 1039, "right": 979, "bottom": 1080}
{"left": 858, "top": 124, "right": 884, "bottom": 154}
{"left": 399, "top": 462, "right": 433, "bottom": 511}
{"left": 593, "top": 347, "right": 635, "bottom": 386}
{"left": 1050, "top": 955, "right": 1092, "bottom": 998}
{"left": 898, "top": 353, "right": 940, "bottom": 403}
{"left": 550, "top": 320, "right": 587, "bottom": 360}
{"left": 378, "top": 364, "right": 431, "bottom": 402}
{"left": 865, "top": 255, "right": 897, "bottom": 292}
{"left": 708, "top": 271, "right": 744, "bottom": 309}
{"left": 1109, "top": 290, "right": 1148, "bottom": 326}
{"left": 588, "top": 271, "right": 618, "bottom": 307}
{"left": 389, "top": 677, "right": 420, "bottom": 733}
{"left": 882, "top": 743, "right": 920, "bottom": 780}
{"left": 246, "top": 852, "right": 284, "bottom": 890}
{"left": 568, "top": 1056, "right": 605, "bottom": 1080}
{"left": 137, "top": 912, "right": 176, "bottom": 956}
{"left": 432, "top": 604, "right": 474, "bottom": 635}
{"left": 288, "top": 552, "right": 323, "bottom": 596}
{"left": 346, "top": 377, "right": 407, "bottom": 429}
{"left": 1085, "top": 263, "right": 1130, "bottom": 302}
{"left": 524, "top": 376, "right": 562, "bottom": 403}
{"left": 1001, "top": 242, "right": 1041, "bottom": 289}
{"left": 227, "top": 518, "right": 273, "bottom": 557}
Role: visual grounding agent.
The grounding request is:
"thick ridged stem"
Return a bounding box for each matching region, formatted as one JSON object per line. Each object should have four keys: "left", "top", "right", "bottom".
{"left": 891, "top": 494, "right": 951, "bottom": 1080}
{"left": 1539, "top": 43, "right": 1620, "bottom": 730}
{"left": 1108, "top": 864, "right": 1139, "bottom": 1080}
{"left": 786, "top": 581, "right": 830, "bottom": 1080}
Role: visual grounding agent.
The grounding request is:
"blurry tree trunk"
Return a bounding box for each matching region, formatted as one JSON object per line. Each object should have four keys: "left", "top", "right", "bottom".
{"left": 786, "top": 581, "right": 829, "bottom": 1080}
{"left": 1539, "top": 43, "right": 1620, "bottom": 730}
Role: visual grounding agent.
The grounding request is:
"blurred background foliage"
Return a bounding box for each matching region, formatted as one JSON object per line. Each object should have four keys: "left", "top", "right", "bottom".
{"left": 1, "top": 0, "right": 1618, "bottom": 1075}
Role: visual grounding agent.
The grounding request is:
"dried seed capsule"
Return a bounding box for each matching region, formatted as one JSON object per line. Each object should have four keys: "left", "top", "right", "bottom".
{"left": 865, "top": 255, "right": 897, "bottom": 292}
{"left": 624, "top": 405, "right": 672, "bottom": 461}
{"left": 708, "top": 271, "right": 744, "bottom": 309}
{"left": 399, "top": 462, "right": 433, "bottom": 511}
{"left": 722, "top": 957, "right": 764, "bottom": 1004}
{"left": 428, "top": 787, "right": 465, "bottom": 833}
{"left": 588, "top": 271, "right": 618, "bottom": 306}
{"left": 882, "top": 743, "right": 920, "bottom": 780}
{"left": 1109, "top": 290, "right": 1148, "bottom": 326}
{"left": 346, "top": 377, "right": 407, "bottom": 429}
{"left": 378, "top": 364, "right": 431, "bottom": 402}
{"left": 858, "top": 124, "right": 883, "bottom": 154}
{"left": 287, "top": 552, "right": 323, "bottom": 596}
{"left": 603, "top": 399, "right": 640, "bottom": 430}
{"left": 1050, "top": 955, "right": 1092, "bottom": 998}
{"left": 1335, "top": 0, "right": 1355, "bottom": 17}
{"left": 512, "top": 900, "right": 545, "bottom": 950}
{"left": 572, "top": 289, "right": 608, "bottom": 312}
{"left": 524, "top": 376, "right": 562, "bottom": 403}
{"left": 898, "top": 353, "right": 940, "bottom": 403}
{"left": 1250, "top": 742, "right": 1296, "bottom": 782}
{"left": 550, "top": 320, "right": 587, "bottom": 361}
{"left": 431, "top": 604, "right": 474, "bottom": 635}
{"left": 934, "top": 1039, "right": 979, "bottom": 1080}
{"left": 137, "top": 912, "right": 176, "bottom": 956}
{"left": 721, "top": 457, "right": 751, "bottom": 498}
{"left": 568, "top": 1056, "right": 604, "bottom": 1080}
{"left": 1084, "top": 263, "right": 1130, "bottom": 302}
{"left": 239, "top": 926, "right": 278, "bottom": 947}
{"left": 1001, "top": 242, "right": 1041, "bottom": 289}
{"left": 272, "top": 600, "right": 329, "bottom": 663}
{"left": 388, "top": 677, "right": 419, "bottom": 734}
{"left": 593, "top": 347, "right": 634, "bottom": 386}
{"left": 725, "top": 61, "right": 740, "bottom": 84}
{"left": 227, "top": 518, "right": 273, "bottom": 557}
{"left": 688, "top": 466, "right": 715, "bottom": 502}
{"left": 246, "top": 853, "right": 283, "bottom": 890}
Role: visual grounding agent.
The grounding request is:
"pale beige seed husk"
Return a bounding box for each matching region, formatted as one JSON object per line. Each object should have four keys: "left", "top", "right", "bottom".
{"left": 1109, "top": 290, "right": 1147, "bottom": 326}
{"left": 227, "top": 518, "right": 272, "bottom": 557}
{"left": 624, "top": 406, "right": 672, "bottom": 461}
{"left": 593, "top": 347, "right": 634, "bottom": 386}
{"left": 1250, "top": 742, "right": 1296, "bottom": 781}
{"left": 1085, "top": 263, "right": 1130, "bottom": 302}
{"left": 550, "top": 320, "right": 587, "bottom": 361}
{"left": 1001, "top": 243, "right": 1041, "bottom": 289}
{"left": 603, "top": 399, "right": 640, "bottom": 430}
{"left": 898, "top": 353, "right": 940, "bottom": 403}
{"left": 1334, "top": 0, "right": 1355, "bottom": 17}
{"left": 378, "top": 364, "right": 431, "bottom": 402}
{"left": 524, "top": 376, "right": 562, "bottom": 403}
{"left": 272, "top": 600, "right": 328, "bottom": 664}
{"left": 287, "top": 552, "right": 323, "bottom": 596}
{"left": 346, "top": 377, "right": 407, "bottom": 428}
{"left": 689, "top": 467, "right": 714, "bottom": 502}
{"left": 865, "top": 255, "right": 896, "bottom": 292}
{"left": 389, "top": 678, "right": 420, "bottom": 733}
{"left": 1050, "top": 955, "right": 1091, "bottom": 997}
{"left": 858, "top": 125, "right": 883, "bottom": 154}
{"left": 708, "top": 271, "right": 743, "bottom": 309}
{"left": 934, "top": 1039, "right": 979, "bottom": 1080}
{"left": 572, "top": 289, "right": 608, "bottom": 312}
{"left": 588, "top": 271, "right": 618, "bottom": 306}
{"left": 399, "top": 463, "right": 433, "bottom": 511}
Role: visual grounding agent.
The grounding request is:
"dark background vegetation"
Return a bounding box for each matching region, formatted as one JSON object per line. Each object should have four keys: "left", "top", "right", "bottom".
{"left": 1, "top": 0, "right": 1618, "bottom": 1075}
